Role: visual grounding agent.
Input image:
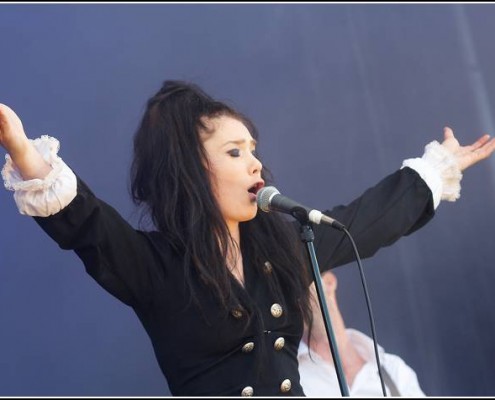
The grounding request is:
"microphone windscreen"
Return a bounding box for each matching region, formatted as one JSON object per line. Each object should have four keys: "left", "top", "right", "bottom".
{"left": 256, "top": 186, "right": 280, "bottom": 212}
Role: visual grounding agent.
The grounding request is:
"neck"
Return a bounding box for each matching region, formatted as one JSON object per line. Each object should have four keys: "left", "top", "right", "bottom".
{"left": 226, "top": 220, "right": 240, "bottom": 245}
{"left": 225, "top": 220, "right": 244, "bottom": 286}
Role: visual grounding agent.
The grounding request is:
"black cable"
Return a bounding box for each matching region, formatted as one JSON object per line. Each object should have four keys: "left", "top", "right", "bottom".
{"left": 342, "top": 227, "right": 387, "bottom": 397}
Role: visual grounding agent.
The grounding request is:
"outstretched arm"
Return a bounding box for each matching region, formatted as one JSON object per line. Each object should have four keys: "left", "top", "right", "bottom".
{"left": 0, "top": 104, "right": 159, "bottom": 309}
{"left": 313, "top": 126, "right": 495, "bottom": 270}
{"left": 0, "top": 103, "right": 51, "bottom": 179}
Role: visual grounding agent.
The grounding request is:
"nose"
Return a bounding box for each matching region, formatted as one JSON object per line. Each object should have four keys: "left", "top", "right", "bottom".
{"left": 250, "top": 153, "right": 263, "bottom": 175}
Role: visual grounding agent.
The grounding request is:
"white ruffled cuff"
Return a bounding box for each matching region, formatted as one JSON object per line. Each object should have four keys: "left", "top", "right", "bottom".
{"left": 2, "top": 135, "right": 77, "bottom": 217}
{"left": 401, "top": 140, "right": 462, "bottom": 209}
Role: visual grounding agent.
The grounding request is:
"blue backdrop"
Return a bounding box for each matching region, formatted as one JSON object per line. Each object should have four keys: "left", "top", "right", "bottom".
{"left": 1, "top": 3, "right": 495, "bottom": 396}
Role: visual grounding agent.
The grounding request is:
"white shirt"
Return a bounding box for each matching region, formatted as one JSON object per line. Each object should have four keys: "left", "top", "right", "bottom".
{"left": 298, "top": 328, "right": 426, "bottom": 397}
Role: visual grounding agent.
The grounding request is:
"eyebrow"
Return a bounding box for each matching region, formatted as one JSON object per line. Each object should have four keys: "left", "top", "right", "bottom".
{"left": 222, "top": 138, "right": 257, "bottom": 147}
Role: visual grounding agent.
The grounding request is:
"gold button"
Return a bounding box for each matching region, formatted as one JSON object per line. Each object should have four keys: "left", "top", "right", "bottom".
{"left": 241, "top": 386, "right": 254, "bottom": 397}
{"left": 280, "top": 379, "right": 291, "bottom": 393}
{"left": 263, "top": 261, "right": 273, "bottom": 274}
{"left": 274, "top": 337, "right": 285, "bottom": 351}
{"left": 242, "top": 342, "right": 255, "bottom": 353}
{"left": 231, "top": 308, "right": 243, "bottom": 319}
{"left": 270, "top": 303, "right": 283, "bottom": 318}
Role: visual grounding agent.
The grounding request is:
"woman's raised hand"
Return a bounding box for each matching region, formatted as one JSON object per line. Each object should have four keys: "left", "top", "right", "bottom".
{"left": 0, "top": 104, "right": 51, "bottom": 180}
{"left": 442, "top": 127, "right": 495, "bottom": 172}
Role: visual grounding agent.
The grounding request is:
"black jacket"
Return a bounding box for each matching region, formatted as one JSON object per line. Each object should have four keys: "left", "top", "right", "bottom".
{"left": 34, "top": 167, "right": 434, "bottom": 396}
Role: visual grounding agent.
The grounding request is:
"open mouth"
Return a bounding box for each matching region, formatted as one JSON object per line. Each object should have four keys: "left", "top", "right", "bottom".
{"left": 248, "top": 181, "right": 265, "bottom": 196}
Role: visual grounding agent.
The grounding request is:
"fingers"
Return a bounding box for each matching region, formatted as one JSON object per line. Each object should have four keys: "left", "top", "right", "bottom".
{"left": 322, "top": 271, "right": 337, "bottom": 291}
{"left": 0, "top": 104, "right": 16, "bottom": 132}
{"left": 0, "top": 104, "right": 8, "bottom": 125}
{"left": 476, "top": 136, "right": 495, "bottom": 159}
{"left": 470, "top": 134, "right": 492, "bottom": 150}
{"left": 444, "top": 126, "right": 455, "bottom": 140}
{"left": 459, "top": 136, "right": 495, "bottom": 170}
{"left": 0, "top": 103, "right": 13, "bottom": 119}
{"left": 467, "top": 135, "right": 495, "bottom": 158}
{"left": 443, "top": 126, "right": 492, "bottom": 155}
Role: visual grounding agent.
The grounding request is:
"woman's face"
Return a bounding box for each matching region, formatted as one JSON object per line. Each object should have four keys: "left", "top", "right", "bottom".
{"left": 201, "top": 115, "right": 264, "bottom": 228}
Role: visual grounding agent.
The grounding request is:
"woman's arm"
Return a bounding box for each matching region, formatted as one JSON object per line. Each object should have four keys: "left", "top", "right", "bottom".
{"left": 1, "top": 104, "right": 166, "bottom": 310}
{"left": 314, "top": 128, "right": 495, "bottom": 270}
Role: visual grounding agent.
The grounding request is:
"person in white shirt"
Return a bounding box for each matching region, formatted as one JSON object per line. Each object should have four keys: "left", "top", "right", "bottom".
{"left": 298, "top": 270, "right": 426, "bottom": 397}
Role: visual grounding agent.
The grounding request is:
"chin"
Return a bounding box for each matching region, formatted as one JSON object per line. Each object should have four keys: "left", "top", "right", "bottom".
{"left": 240, "top": 209, "right": 258, "bottom": 222}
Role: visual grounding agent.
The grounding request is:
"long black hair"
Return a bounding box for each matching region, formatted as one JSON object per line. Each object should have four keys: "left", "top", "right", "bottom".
{"left": 130, "top": 80, "right": 312, "bottom": 327}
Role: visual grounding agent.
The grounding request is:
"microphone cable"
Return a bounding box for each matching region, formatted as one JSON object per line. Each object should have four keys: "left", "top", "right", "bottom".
{"left": 341, "top": 226, "right": 388, "bottom": 397}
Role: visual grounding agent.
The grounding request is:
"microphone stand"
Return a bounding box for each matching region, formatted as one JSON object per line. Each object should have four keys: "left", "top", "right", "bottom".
{"left": 295, "top": 209, "right": 350, "bottom": 397}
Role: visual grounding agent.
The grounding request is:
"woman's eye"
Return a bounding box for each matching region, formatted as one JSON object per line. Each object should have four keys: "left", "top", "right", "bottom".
{"left": 228, "top": 149, "right": 240, "bottom": 157}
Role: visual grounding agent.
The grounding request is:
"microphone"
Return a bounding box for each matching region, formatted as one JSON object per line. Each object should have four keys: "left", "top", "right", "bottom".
{"left": 257, "top": 186, "right": 345, "bottom": 230}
